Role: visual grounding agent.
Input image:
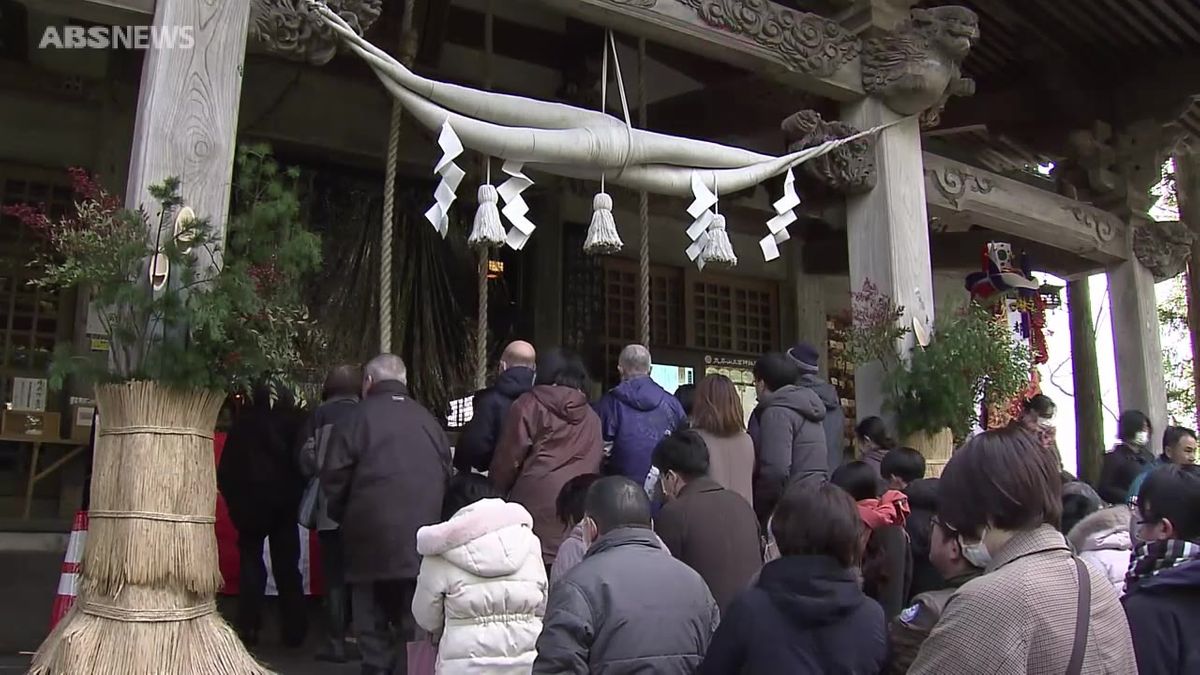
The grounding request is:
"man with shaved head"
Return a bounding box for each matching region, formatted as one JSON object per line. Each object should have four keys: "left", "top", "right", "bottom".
{"left": 322, "top": 354, "right": 451, "bottom": 674}
{"left": 454, "top": 339, "right": 537, "bottom": 473}
{"left": 596, "top": 344, "right": 686, "bottom": 484}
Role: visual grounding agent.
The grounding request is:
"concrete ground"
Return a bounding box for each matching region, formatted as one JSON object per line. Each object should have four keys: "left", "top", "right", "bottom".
{"left": 0, "top": 549, "right": 363, "bottom": 674}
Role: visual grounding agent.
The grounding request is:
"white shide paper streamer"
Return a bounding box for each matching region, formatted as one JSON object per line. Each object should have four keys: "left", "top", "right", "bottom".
{"left": 760, "top": 167, "right": 800, "bottom": 261}
{"left": 424, "top": 121, "right": 465, "bottom": 237}
{"left": 686, "top": 172, "right": 718, "bottom": 270}
{"left": 499, "top": 160, "right": 536, "bottom": 250}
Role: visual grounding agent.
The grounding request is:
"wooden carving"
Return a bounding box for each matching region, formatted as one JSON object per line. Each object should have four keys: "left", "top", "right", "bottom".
{"left": 678, "top": 0, "right": 861, "bottom": 77}
{"left": 782, "top": 110, "right": 875, "bottom": 195}
{"left": 926, "top": 166, "right": 993, "bottom": 208}
{"left": 1133, "top": 219, "right": 1196, "bottom": 282}
{"left": 861, "top": 6, "right": 978, "bottom": 126}
{"left": 249, "top": 0, "right": 382, "bottom": 65}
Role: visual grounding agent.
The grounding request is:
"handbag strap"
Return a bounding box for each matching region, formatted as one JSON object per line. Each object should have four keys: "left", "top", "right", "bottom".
{"left": 1066, "top": 556, "right": 1092, "bottom": 675}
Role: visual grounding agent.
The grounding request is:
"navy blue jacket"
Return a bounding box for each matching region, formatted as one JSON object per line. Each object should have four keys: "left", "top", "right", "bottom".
{"left": 699, "top": 555, "right": 887, "bottom": 675}
{"left": 453, "top": 366, "right": 534, "bottom": 473}
{"left": 1123, "top": 557, "right": 1200, "bottom": 674}
{"left": 596, "top": 376, "right": 686, "bottom": 484}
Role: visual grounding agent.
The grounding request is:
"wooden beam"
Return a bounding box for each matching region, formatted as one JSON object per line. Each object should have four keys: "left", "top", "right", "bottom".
{"left": 125, "top": 0, "right": 250, "bottom": 274}
{"left": 647, "top": 74, "right": 816, "bottom": 139}
{"left": 19, "top": 0, "right": 153, "bottom": 24}
{"left": 524, "top": 0, "right": 864, "bottom": 101}
{"left": 923, "top": 153, "right": 1128, "bottom": 263}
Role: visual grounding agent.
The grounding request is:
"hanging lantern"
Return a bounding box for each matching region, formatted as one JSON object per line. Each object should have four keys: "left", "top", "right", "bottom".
{"left": 584, "top": 191, "right": 623, "bottom": 255}
{"left": 700, "top": 214, "right": 737, "bottom": 268}
{"left": 468, "top": 183, "right": 506, "bottom": 250}
{"left": 1038, "top": 283, "right": 1063, "bottom": 310}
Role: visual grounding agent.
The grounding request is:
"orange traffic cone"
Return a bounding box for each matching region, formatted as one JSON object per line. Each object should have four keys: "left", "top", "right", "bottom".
{"left": 48, "top": 510, "right": 88, "bottom": 630}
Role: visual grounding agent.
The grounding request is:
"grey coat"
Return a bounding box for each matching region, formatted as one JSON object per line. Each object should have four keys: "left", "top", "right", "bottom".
{"left": 796, "top": 373, "right": 847, "bottom": 471}
{"left": 533, "top": 527, "right": 720, "bottom": 675}
{"left": 297, "top": 395, "right": 358, "bottom": 531}
{"left": 321, "top": 380, "right": 451, "bottom": 582}
{"left": 749, "top": 385, "right": 828, "bottom": 523}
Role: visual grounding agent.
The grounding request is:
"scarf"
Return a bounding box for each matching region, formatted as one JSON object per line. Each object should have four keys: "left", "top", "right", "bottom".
{"left": 857, "top": 490, "right": 911, "bottom": 531}
{"left": 1124, "top": 538, "right": 1200, "bottom": 591}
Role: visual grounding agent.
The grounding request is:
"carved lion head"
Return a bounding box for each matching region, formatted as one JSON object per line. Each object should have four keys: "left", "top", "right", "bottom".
{"left": 911, "top": 6, "right": 979, "bottom": 61}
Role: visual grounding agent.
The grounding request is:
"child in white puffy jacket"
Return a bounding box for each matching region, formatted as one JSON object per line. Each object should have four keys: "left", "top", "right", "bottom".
{"left": 412, "top": 475, "right": 548, "bottom": 674}
{"left": 1067, "top": 504, "right": 1134, "bottom": 596}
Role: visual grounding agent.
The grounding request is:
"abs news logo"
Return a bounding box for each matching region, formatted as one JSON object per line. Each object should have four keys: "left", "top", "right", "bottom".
{"left": 38, "top": 25, "right": 195, "bottom": 50}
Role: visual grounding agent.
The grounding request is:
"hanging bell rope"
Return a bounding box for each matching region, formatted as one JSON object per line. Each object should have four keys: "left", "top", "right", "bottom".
{"left": 584, "top": 30, "right": 628, "bottom": 255}
{"left": 473, "top": 0, "right": 496, "bottom": 389}
{"left": 637, "top": 37, "right": 650, "bottom": 347}
{"left": 379, "top": 0, "right": 417, "bottom": 353}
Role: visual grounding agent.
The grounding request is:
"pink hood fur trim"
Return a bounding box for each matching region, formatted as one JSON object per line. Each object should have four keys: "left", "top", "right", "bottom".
{"left": 416, "top": 498, "right": 534, "bottom": 557}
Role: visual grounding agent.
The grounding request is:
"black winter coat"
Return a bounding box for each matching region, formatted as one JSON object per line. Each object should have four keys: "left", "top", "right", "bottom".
{"left": 1096, "top": 443, "right": 1154, "bottom": 505}
{"left": 217, "top": 399, "right": 307, "bottom": 534}
{"left": 699, "top": 555, "right": 887, "bottom": 675}
{"left": 453, "top": 366, "right": 534, "bottom": 473}
{"left": 296, "top": 394, "right": 359, "bottom": 531}
{"left": 1123, "top": 558, "right": 1200, "bottom": 675}
{"left": 321, "top": 380, "right": 451, "bottom": 582}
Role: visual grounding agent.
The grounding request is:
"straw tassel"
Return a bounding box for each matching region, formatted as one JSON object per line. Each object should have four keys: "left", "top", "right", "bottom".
{"left": 584, "top": 192, "right": 624, "bottom": 255}
{"left": 701, "top": 214, "right": 737, "bottom": 268}
{"left": 469, "top": 183, "right": 506, "bottom": 250}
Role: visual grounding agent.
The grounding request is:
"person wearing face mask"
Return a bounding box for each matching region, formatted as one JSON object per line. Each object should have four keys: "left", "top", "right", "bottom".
{"left": 651, "top": 431, "right": 762, "bottom": 613}
{"left": 1122, "top": 464, "right": 1200, "bottom": 674}
{"left": 1126, "top": 425, "right": 1197, "bottom": 502}
{"left": 1018, "top": 393, "right": 1058, "bottom": 454}
{"left": 887, "top": 511, "right": 983, "bottom": 673}
{"left": 909, "top": 426, "right": 1136, "bottom": 675}
{"left": 1097, "top": 409, "right": 1154, "bottom": 505}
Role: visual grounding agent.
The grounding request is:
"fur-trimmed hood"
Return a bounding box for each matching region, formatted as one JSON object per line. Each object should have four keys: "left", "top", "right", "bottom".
{"left": 416, "top": 498, "right": 540, "bottom": 578}
{"left": 1068, "top": 505, "right": 1133, "bottom": 553}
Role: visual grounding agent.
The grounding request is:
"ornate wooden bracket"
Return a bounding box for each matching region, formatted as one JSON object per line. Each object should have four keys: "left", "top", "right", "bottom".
{"left": 248, "top": 0, "right": 382, "bottom": 66}
{"left": 782, "top": 110, "right": 876, "bottom": 197}
{"left": 1133, "top": 219, "right": 1196, "bottom": 282}
{"left": 861, "top": 6, "right": 979, "bottom": 126}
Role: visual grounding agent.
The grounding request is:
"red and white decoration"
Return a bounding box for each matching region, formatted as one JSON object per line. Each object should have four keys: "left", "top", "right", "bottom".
{"left": 48, "top": 510, "right": 88, "bottom": 629}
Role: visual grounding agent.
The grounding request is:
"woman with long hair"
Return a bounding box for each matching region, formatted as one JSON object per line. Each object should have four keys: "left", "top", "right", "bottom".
{"left": 688, "top": 374, "right": 755, "bottom": 506}
{"left": 855, "top": 416, "right": 898, "bottom": 484}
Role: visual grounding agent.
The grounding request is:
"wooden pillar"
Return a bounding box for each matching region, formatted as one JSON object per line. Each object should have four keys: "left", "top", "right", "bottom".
{"left": 124, "top": 0, "right": 251, "bottom": 272}
{"left": 1107, "top": 233, "right": 1168, "bottom": 453}
{"left": 1176, "top": 153, "right": 1200, "bottom": 428}
{"left": 788, "top": 242, "right": 828, "bottom": 376}
{"left": 1068, "top": 277, "right": 1104, "bottom": 483}
{"left": 842, "top": 99, "right": 934, "bottom": 419}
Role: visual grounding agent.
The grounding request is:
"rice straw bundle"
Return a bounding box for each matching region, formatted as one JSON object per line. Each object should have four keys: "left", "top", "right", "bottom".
{"left": 30, "top": 381, "right": 268, "bottom": 674}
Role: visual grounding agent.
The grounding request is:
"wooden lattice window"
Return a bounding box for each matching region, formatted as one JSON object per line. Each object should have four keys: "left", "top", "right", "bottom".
{"left": 692, "top": 278, "right": 777, "bottom": 354}
{"left": 0, "top": 168, "right": 72, "bottom": 377}
{"left": 601, "top": 259, "right": 684, "bottom": 348}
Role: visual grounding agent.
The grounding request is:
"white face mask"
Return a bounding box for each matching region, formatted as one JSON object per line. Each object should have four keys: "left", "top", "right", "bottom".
{"left": 1133, "top": 431, "right": 1150, "bottom": 447}
{"left": 958, "top": 527, "right": 992, "bottom": 568}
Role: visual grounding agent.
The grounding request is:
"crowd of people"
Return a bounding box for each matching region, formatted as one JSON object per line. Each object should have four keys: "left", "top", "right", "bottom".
{"left": 215, "top": 340, "right": 1200, "bottom": 674}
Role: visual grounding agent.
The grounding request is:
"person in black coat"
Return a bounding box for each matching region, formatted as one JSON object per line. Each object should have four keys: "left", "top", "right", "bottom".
{"left": 1123, "top": 464, "right": 1200, "bottom": 674}
{"left": 295, "top": 365, "right": 360, "bottom": 663}
{"left": 1096, "top": 409, "right": 1154, "bottom": 504}
{"left": 699, "top": 482, "right": 887, "bottom": 675}
{"left": 322, "top": 354, "right": 452, "bottom": 675}
{"left": 217, "top": 382, "right": 308, "bottom": 647}
{"left": 453, "top": 340, "right": 536, "bottom": 473}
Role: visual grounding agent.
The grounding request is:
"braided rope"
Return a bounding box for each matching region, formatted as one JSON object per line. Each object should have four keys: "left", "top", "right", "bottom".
{"left": 99, "top": 425, "right": 213, "bottom": 440}
{"left": 474, "top": 0, "right": 495, "bottom": 389}
{"left": 89, "top": 510, "right": 215, "bottom": 524}
{"left": 80, "top": 600, "right": 216, "bottom": 623}
{"left": 637, "top": 38, "right": 651, "bottom": 347}
{"left": 380, "top": 0, "right": 417, "bottom": 353}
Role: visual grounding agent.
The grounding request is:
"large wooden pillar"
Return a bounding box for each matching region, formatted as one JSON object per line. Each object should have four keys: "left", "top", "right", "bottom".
{"left": 125, "top": 0, "right": 251, "bottom": 270}
{"left": 842, "top": 99, "right": 934, "bottom": 419}
{"left": 1068, "top": 277, "right": 1105, "bottom": 482}
{"left": 1107, "top": 234, "right": 1168, "bottom": 453}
